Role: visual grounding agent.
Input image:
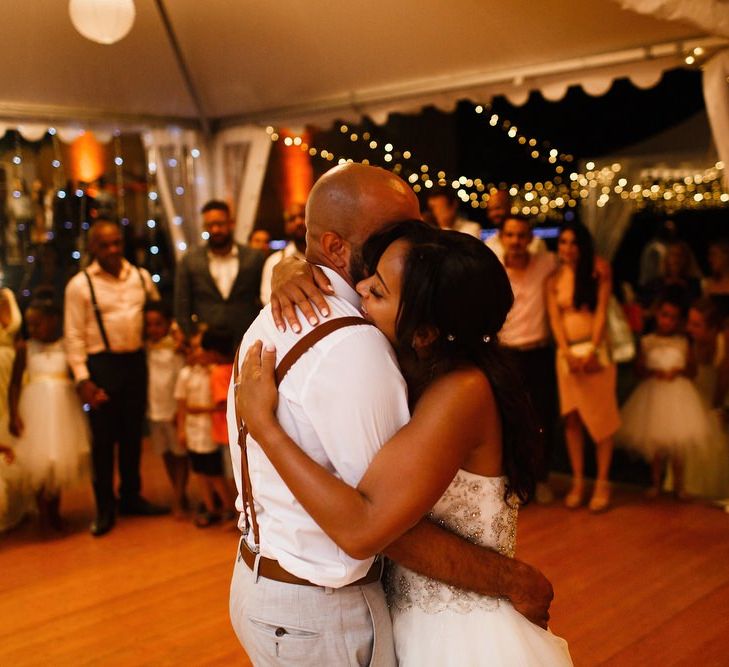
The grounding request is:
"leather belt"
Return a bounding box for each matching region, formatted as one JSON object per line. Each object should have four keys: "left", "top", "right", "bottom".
{"left": 504, "top": 339, "right": 551, "bottom": 352}
{"left": 239, "top": 541, "right": 382, "bottom": 588}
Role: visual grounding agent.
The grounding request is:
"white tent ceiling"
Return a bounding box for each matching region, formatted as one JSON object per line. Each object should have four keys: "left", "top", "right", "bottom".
{"left": 0, "top": 0, "right": 725, "bottom": 131}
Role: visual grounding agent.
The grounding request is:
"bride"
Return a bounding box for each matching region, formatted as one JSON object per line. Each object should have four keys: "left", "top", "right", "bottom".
{"left": 238, "top": 221, "right": 572, "bottom": 666}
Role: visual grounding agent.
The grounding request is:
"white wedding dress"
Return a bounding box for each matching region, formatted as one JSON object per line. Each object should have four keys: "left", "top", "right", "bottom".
{"left": 387, "top": 469, "right": 573, "bottom": 666}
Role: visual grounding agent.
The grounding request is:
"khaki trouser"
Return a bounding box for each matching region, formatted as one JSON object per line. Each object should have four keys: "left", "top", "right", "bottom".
{"left": 229, "top": 543, "right": 396, "bottom": 666}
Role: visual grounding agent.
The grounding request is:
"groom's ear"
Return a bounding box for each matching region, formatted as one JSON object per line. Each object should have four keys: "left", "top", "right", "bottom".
{"left": 411, "top": 325, "right": 439, "bottom": 352}
{"left": 320, "top": 231, "right": 351, "bottom": 270}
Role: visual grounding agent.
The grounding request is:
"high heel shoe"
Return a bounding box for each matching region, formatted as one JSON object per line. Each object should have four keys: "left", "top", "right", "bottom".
{"left": 564, "top": 479, "right": 585, "bottom": 509}
{"left": 589, "top": 480, "right": 611, "bottom": 512}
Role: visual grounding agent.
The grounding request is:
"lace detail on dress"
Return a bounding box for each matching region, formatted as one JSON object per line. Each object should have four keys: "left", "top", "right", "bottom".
{"left": 386, "top": 470, "right": 518, "bottom": 615}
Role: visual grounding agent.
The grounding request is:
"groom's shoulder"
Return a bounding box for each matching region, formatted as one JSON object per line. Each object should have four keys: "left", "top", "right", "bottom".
{"left": 240, "top": 297, "right": 393, "bottom": 361}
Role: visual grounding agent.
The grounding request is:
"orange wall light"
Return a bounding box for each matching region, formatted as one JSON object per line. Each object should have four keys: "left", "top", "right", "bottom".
{"left": 69, "top": 131, "right": 107, "bottom": 183}
{"left": 279, "top": 129, "right": 313, "bottom": 209}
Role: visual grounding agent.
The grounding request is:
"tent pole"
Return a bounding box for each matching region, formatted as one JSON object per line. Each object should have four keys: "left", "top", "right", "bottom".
{"left": 152, "top": 0, "right": 211, "bottom": 138}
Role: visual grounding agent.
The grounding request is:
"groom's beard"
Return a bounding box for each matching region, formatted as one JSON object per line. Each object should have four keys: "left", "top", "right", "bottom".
{"left": 349, "top": 249, "right": 367, "bottom": 285}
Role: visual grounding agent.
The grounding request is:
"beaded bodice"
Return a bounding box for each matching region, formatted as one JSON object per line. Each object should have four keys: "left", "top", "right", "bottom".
{"left": 386, "top": 469, "right": 517, "bottom": 615}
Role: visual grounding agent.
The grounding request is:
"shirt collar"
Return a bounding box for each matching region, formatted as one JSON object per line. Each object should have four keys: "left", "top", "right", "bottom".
{"left": 148, "top": 334, "right": 177, "bottom": 351}
{"left": 284, "top": 242, "right": 306, "bottom": 259}
{"left": 318, "top": 265, "right": 361, "bottom": 310}
{"left": 88, "top": 258, "right": 132, "bottom": 280}
{"left": 208, "top": 244, "right": 239, "bottom": 261}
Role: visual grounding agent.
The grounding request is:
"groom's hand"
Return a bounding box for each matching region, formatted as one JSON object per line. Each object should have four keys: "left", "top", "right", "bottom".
{"left": 506, "top": 559, "right": 553, "bottom": 629}
{"left": 270, "top": 257, "right": 333, "bottom": 333}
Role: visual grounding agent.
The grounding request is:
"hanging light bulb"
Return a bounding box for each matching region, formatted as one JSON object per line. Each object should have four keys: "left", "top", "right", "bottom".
{"left": 69, "top": 0, "right": 136, "bottom": 45}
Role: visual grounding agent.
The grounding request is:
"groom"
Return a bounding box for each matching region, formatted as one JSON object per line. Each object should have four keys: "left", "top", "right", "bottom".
{"left": 227, "top": 163, "right": 553, "bottom": 665}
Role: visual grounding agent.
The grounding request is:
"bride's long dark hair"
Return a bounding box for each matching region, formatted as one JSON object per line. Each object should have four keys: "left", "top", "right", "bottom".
{"left": 362, "top": 221, "right": 539, "bottom": 504}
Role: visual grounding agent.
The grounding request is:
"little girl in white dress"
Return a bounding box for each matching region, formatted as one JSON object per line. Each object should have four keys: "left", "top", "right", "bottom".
{"left": 619, "top": 295, "right": 711, "bottom": 497}
{"left": 9, "top": 293, "right": 90, "bottom": 529}
{"left": 683, "top": 299, "right": 729, "bottom": 498}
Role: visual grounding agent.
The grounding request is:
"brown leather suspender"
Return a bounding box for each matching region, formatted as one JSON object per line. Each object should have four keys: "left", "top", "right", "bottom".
{"left": 233, "top": 316, "right": 373, "bottom": 552}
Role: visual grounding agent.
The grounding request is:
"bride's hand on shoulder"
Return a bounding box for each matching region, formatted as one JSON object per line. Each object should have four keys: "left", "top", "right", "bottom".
{"left": 270, "top": 258, "right": 333, "bottom": 333}
{"left": 237, "top": 340, "right": 279, "bottom": 438}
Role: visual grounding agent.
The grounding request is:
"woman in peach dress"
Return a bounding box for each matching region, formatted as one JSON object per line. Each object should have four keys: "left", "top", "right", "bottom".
{"left": 546, "top": 221, "right": 621, "bottom": 511}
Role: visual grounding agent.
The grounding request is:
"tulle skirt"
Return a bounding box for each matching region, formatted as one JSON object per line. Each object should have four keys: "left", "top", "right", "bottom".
{"left": 0, "top": 457, "right": 33, "bottom": 532}
{"left": 392, "top": 600, "right": 573, "bottom": 666}
{"left": 667, "top": 408, "right": 729, "bottom": 498}
{"left": 14, "top": 379, "right": 90, "bottom": 492}
{"left": 618, "top": 377, "right": 711, "bottom": 459}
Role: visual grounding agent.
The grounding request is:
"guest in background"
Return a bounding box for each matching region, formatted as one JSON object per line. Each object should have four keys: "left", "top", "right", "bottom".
{"left": 702, "top": 239, "right": 729, "bottom": 323}
{"left": 260, "top": 202, "right": 307, "bottom": 305}
{"left": 684, "top": 298, "right": 729, "bottom": 499}
{"left": 638, "top": 219, "right": 677, "bottom": 288}
{"left": 619, "top": 294, "right": 711, "bottom": 499}
{"left": 0, "top": 441, "right": 29, "bottom": 533}
{"left": 546, "top": 221, "right": 620, "bottom": 512}
{"left": 205, "top": 329, "right": 238, "bottom": 495}
{"left": 247, "top": 227, "right": 272, "bottom": 256}
{"left": 145, "top": 301, "right": 188, "bottom": 517}
{"left": 0, "top": 287, "right": 21, "bottom": 446}
{"left": 65, "top": 220, "right": 168, "bottom": 537}
{"left": 18, "top": 242, "right": 69, "bottom": 311}
{"left": 486, "top": 188, "right": 511, "bottom": 230}
{"left": 497, "top": 215, "right": 559, "bottom": 504}
{"left": 425, "top": 187, "right": 482, "bottom": 238}
{"left": 8, "top": 292, "right": 90, "bottom": 530}
{"left": 175, "top": 328, "right": 236, "bottom": 527}
{"left": 639, "top": 240, "right": 702, "bottom": 319}
{"left": 174, "top": 200, "right": 264, "bottom": 341}
{"left": 485, "top": 190, "right": 546, "bottom": 261}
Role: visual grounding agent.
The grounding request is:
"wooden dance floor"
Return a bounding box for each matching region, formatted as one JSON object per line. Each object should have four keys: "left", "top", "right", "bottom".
{"left": 2, "top": 448, "right": 728, "bottom": 666}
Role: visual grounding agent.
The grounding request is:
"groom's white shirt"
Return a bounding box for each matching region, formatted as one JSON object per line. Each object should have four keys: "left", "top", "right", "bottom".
{"left": 226, "top": 266, "right": 410, "bottom": 588}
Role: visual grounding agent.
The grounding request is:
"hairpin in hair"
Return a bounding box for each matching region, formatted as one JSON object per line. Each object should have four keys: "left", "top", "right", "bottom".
{"left": 482, "top": 335, "right": 491, "bottom": 343}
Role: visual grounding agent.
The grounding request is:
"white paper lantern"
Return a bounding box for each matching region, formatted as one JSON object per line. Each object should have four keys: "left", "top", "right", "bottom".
{"left": 69, "top": 0, "right": 136, "bottom": 45}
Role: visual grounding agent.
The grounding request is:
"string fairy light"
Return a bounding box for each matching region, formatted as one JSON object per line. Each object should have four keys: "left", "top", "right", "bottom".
{"left": 268, "top": 110, "right": 729, "bottom": 217}
{"left": 113, "top": 131, "right": 127, "bottom": 225}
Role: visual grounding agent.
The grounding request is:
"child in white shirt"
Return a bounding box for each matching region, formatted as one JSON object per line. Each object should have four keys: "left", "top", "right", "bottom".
{"left": 145, "top": 302, "right": 187, "bottom": 516}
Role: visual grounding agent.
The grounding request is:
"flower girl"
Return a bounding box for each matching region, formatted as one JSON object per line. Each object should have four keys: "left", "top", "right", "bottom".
{"left": 618, "top": 292, "right": 712, "bottom": 498}
{"left": 8, "top": 292, "right": 90, "bottom": 529}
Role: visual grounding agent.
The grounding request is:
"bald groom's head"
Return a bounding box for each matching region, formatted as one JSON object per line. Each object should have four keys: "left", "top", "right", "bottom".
{"left": 305, "top": 163, "right": 421, "bottom": 285}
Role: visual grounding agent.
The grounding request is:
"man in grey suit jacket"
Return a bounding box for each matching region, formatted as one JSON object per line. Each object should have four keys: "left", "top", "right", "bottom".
{"left": 174, "top": 200, "right": 264, "bottom": 341}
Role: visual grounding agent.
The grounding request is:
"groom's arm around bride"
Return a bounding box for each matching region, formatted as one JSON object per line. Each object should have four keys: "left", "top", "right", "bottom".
{"left": 268, "top": 257, "right": 553, "bottom": 629}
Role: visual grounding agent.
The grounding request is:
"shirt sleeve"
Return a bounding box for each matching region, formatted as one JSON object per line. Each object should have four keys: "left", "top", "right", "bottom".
{"left": 542, "top": 251, "right": 558, "bottom": 276}
{"left": 298, "top": 329, "right": 410, "bottom": 487}
{"left": 139, "top": 267, "right": 161, "bottom": 301}
{"left": 1, "top": 288, "right": 21, "bottom": 336}
{"left": 174, "top": 367, "right": 189, "bottom": 401}
{"left": 64, "top": 275, "right": 91, "bottom": 383}
{"left": 259, "top": 253, "right": 276, "bottom": 305}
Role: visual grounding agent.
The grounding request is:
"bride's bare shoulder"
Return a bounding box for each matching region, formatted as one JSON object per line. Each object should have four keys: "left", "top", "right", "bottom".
{"left": 417, "top": 366, "right": 495, "bottom": 414}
